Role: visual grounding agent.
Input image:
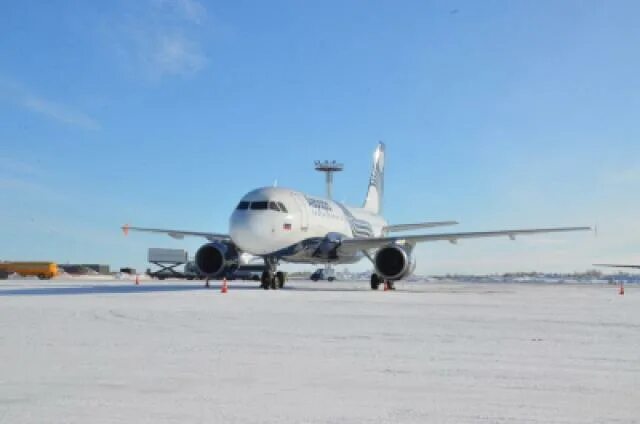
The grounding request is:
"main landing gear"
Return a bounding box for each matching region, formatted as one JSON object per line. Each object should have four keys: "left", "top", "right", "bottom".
{"left": 370, "top": 274, "right": 395, "bottom": 291}
{"left": 261, "top": 257, "right": 287, "bottom": 290}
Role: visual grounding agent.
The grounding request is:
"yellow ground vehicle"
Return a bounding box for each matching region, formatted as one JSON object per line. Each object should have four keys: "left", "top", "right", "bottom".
{"left": 0, "top": 262, "right": 58, "bottom": 279}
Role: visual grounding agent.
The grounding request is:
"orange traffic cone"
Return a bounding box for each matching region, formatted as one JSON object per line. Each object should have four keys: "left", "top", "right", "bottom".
{"left": 619, "top": 283, "right": 625, "bottom": 296}
{"left": 221, "top": 278, "right": 228, "bottom": 294}
{"left": 135, "top": 274, "right": 139, "bottom": 285}
{"left": 383, "top": 281, "right": 389, "bottom": 291}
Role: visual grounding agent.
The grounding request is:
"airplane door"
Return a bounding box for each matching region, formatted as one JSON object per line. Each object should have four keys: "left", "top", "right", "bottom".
{"left": 292, "top": 193, "right": 309, "bottom": 232}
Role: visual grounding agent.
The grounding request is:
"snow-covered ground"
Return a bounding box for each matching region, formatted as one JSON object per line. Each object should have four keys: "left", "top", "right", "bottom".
{"left": 0, "top": 278, "right": 638, "bottom": 423}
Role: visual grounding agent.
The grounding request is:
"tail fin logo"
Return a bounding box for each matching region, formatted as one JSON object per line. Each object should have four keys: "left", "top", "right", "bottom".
{"left": 363, "top": 143, "right": 385, "bottom": 214}
{"left": 369, "top": 147, "right": 384, "bottom": 188}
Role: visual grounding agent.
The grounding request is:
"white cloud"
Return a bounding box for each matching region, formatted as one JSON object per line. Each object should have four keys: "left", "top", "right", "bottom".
{"left": 153, "top": 34, "right": 206, "bottom": 75}
{"left": 21, "top": 95, "right": 100, "bottom": 130}
{"left": 109, "top": 0, "right": 209, "bottom": 80}
{"left": 157, "top": 0, "right": 207, "bottom": 24}
{"left": 126, "top": 30, "right": 207, "bottom": 79}
{"left": 0, "top": 77, "right": 100, "bottom": 130}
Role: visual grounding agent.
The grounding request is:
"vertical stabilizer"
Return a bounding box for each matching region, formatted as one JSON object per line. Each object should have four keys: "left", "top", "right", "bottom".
{"left": 363, "top": 142, "right": 385, "bottom": 214}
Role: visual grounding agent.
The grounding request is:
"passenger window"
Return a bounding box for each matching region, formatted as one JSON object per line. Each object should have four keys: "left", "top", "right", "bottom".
{"left": 269, "top": 201, "right": 280, "bottom": 211}
{"left": 237, "top": 201, "right": 249, "bottom": 210}
{"left": 277, "top": 202, "right": 288, "bottom": 213}
{"left": 250, "top": 201, "right": 268, "bottom": 210}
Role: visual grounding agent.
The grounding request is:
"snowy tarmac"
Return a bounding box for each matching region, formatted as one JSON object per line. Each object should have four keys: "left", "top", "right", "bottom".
{"left": 0, "top": 278, "right": 638, "bottom": 423}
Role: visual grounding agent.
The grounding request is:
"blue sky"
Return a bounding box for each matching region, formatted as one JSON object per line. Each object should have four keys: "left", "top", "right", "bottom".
{"left": 1, "top": 0, "right": 639, "bottom": 274}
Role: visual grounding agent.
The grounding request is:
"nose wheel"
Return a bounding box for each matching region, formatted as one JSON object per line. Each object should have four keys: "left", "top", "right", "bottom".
{"left": 260, "top": 271, "right": 287, "bottom": 289}
{"left": 261, "top": 258, "right": 287, "bottom": 290}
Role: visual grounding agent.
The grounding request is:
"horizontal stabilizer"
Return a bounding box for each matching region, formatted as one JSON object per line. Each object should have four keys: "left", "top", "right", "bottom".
{"left": 383, "top": 221, "right": 458, "bottom": 233}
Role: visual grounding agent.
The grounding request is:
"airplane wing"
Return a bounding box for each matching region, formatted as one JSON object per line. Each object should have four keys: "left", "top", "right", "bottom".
{"left": 339, "top": 226, "right": 591, "bottom": 251}
{"left": 594, "top": 264, "right": 640, "bottom": 269}
{"left": 121, "top": 224, "right": 230, "bottom": 242}
{"left": 383, "top": 221, "right": 458, "bottom": 233}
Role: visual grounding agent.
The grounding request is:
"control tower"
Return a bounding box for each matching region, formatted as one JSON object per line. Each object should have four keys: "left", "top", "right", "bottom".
{"left": 314, "top": 160, "right": 343, "bottom": 281}
{"left": 314, "top": 160, "right": 344, "bottom": 200}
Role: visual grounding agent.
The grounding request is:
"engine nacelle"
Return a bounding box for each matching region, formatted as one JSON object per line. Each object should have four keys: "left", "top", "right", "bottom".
{"left": 194, "top": 242, "right": 239, "bottom": 277}
{"left": 374, "top": 244, "right": 416, "bottom": 281}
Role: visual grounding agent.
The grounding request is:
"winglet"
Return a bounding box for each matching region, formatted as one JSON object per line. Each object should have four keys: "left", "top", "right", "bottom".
{"left": 122, "top": 224, "right": 129, "bottom": 236}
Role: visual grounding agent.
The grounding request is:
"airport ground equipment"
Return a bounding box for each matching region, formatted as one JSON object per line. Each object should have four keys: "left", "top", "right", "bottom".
{"left": 183, "top": 261, "right": 206, "bottom": 280}
{"left": 58, "top": 264, "right": 110, "bottom": 275}
{"left": 0, "top": 262, "right": 58, "bottom": 279}
{"left": 230, "top": 264, "right": 267, "bottom": 281}
{"left": 147, "top": 248, "right": 188, "bottom": 279}
{"left": 310, "top": 267, "right": 335, "bottom": 282}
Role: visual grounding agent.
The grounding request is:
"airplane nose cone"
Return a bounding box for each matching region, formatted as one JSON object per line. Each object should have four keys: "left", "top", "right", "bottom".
{"left": 230, "top": 210, "right": 276, "bottom": 255}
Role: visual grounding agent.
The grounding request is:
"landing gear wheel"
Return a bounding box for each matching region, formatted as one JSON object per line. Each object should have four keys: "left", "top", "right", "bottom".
{"left": 262, "top": 257, "right": 281, "bottom": 290}
{"left": 370, "top": 274, "right": 381, "bottom": 290}
{"left": 260, "top": 271, "right": 271, "bottom": 290}
{"left": 276, "top": 271, "right": 286, "bottom": 289}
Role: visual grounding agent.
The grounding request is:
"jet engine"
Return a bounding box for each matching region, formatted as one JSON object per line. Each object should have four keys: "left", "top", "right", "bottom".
{"left": 374, "top": 244, "right": 416, "bottom": 281}
{"left": 194, "top": 241, "right": 240, "bottom": 277}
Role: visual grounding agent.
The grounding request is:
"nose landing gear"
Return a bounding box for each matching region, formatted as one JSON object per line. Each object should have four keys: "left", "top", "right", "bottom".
{"left": 260, "top": 270, "right": 287, "bottom": 289}
{"left": 260, "top": 257, "right": 287, "bottom": 290}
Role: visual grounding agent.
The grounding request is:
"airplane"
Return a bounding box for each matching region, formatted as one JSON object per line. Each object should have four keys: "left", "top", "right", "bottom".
{"left": 122, "top": 143, "right": 591, "bottom": 290}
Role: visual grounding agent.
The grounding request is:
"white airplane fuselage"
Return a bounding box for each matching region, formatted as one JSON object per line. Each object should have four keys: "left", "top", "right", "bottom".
{"left": 230, "top": 186, "right": 387, "bottom": 264}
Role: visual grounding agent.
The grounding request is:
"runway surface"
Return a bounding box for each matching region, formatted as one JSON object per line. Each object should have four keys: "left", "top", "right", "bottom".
{"left": 1, "top": 278, "right": 638, "bottom": 423}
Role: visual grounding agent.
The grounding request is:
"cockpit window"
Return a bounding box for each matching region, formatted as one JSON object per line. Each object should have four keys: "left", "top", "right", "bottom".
{"left": 250, "top": 201, "right": 268, "bottom": 210}
{"left": 248, "top": 200, "right": 287, "bottom": 212}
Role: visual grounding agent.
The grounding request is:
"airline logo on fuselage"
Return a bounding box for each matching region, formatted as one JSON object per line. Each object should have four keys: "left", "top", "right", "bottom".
{"left": 305, "top": 196, "right": 333, "bottom": 212}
